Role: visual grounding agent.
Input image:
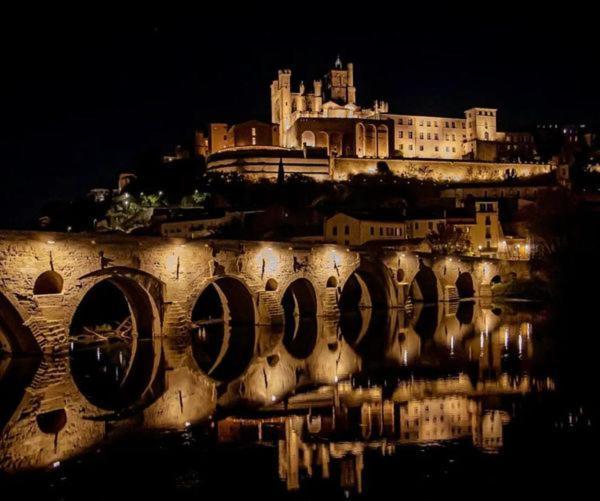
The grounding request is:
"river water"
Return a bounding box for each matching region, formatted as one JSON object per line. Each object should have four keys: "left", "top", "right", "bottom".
{"left": 0, "top": 300, "right": 595, "bottom": 499}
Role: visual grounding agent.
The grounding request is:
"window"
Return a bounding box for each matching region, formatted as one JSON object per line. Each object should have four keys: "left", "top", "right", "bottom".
{"left": 408, "top": 144, "right": 413, "bottom": 150}
{"left": 428, "top": 221, "right": 434, "bottom": 230}
{"left": 344, "top": 225, "right": 350, "bottom": 235}
{"left": 332, "top": 226, "right": 338, "bottom": 236}
{"left": 408, "top": 132, "right": 413, "bottom": 139}
{"left": 427, "top": 133, "right": 431, "bottom": 140}
{"left": 370, "top": 226, "right": 374, "bottom": 235}
{"left": 427, "top": 120, "right": 431, "bottom": 127}
{"left": 419, "top": 120, "right": 424, "bottom": 126}
{"left": 408, "top": 118, "right": 413, "bottom": 125}
{"left": 398, "top": 118, "right": 404, "bottom": 125}
{"left": 434, "top": 133, "right": 439, "bottom": 140}
{"left": 419, "top": 145, "right": 424, "bottom": 151}
{"left": 399, "top": 131, "right": 404, "bottom": 138}
{"left": 380, "top": 227, "right": 383, "bottom": 236}
{"left": 419, "top": 133, "right": 424, "bottom": 139}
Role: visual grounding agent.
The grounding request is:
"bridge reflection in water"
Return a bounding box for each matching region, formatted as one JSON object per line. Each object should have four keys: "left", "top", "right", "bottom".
{"left": 0, "top": 300, "right": 561, "bottom": 494}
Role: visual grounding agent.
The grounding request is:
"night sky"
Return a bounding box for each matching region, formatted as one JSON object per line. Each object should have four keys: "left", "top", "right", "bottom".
{"left": 1, "top": 9, "right": 597, "bottom": 228}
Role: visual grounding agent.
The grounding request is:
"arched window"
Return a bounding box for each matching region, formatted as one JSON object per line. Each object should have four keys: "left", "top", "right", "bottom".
{"left": 301, "top": 130, "right": 315, "bottom": 148}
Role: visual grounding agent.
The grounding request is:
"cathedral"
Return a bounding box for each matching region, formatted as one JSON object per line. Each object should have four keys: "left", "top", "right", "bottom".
{"left": 201, "top": 59, "right": 548, "bottom": 182}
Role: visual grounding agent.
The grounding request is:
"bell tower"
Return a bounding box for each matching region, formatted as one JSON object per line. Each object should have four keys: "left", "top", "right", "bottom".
{"left": 325, "top": 58, "right": 356, "bottom": 105}
{"left": 271, "top": 69, "right": 293, "bottom": 146}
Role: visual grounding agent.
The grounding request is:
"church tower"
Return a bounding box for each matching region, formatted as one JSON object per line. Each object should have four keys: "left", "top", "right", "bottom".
{"left": 325, "top": 58, "right": 356, "bottom": 105}
{"left": 271, "top": 69, "right": 292, "bottom": 147}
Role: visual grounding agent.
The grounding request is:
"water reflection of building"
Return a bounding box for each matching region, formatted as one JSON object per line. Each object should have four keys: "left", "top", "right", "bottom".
{"left": 217, "top": 359, "right": 554, "bottom": 492}
{"left": 0, "top": 300, "right": 552, "bottom": 476}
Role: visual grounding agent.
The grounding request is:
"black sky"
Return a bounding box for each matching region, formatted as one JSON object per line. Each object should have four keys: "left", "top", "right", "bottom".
{"left": 1, "top": 9, "right": 598, "bottom": 228}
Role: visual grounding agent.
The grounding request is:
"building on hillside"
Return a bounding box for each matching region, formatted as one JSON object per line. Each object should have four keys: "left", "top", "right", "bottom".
{"left": 196, "top": 120, "right": 280, "bottom": 156}
{"left": 201, "top": 58, "right": 554, "bottom": 182}
{"left": 270, "top": 57, "right": 389, "bottom": 150}
{"left": 206, "top": 146, "right": 330, "bottom": 181}
{"left": 324, "top": 202, "right": 530, "bottom": 259}
{"left": 324, "top": 212, "right": 407, "bottom": 246}
{"left": 323, "top": 211, "right": 444, "bottom": 247}
{"left": 158, "top": 210, "right": 256, "bottom": 238}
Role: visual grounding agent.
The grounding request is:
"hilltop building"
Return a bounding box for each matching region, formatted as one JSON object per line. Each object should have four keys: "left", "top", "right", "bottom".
{"left": 200, "top": 59, "right": 554, "bottom": 182}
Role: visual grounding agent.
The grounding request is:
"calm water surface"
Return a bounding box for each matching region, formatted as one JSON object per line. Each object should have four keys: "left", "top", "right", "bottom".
{"left": 0, "top": 301, "right": 595, "bottom": 499}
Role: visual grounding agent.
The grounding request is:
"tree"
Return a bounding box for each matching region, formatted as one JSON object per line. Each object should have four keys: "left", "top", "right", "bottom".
{"left": 426, "top": 224, "right": 471, "bottom": 255}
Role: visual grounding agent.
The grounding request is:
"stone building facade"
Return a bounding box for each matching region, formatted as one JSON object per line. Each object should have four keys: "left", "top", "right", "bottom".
{"left": 201, "top": 59, "right": 552, "bottom": 182}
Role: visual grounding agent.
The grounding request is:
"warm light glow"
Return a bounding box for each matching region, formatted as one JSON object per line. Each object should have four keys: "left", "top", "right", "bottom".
{"left": 259, "top": 247, "right": 279, "bottom": 275}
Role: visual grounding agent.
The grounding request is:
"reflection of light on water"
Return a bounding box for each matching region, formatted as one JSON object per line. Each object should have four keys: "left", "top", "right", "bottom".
{"left": 518, "top": 334, "right": 523, "bottom": 357}
{"left": 450, "top": 336, "right": 455, "bottom": 356}
{"left": 96, "top": 347, "right": 101, "bottom": 361}
{"left": 403, "top": 349, "right": 408, "bottom": 366}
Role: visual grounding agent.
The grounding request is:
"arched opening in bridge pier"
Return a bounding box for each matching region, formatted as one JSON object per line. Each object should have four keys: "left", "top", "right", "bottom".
{"left": 326, "top": 276, "right": 338, "bottom": 288}
{"left": 455, "top": 272, "right": 475, "bottom": 298}
{"left": 265, "top": 278, "right": 279, "bottom": 291}
{"left": 339, "top": 269, "right": 389, "bottom": 312}
{"left": 69, "top": 277, "right": 161, "bottom": 410}
{"left": 33, "top": 270, "right": 64, "bottom": 295}
{"left": 410, "top": 266, "right": 439, "bottom": 303}
{"left": 281, "top": 278, "right": 318, "bottom": 359}
{"left": 491, "top": 275, "right": 502, "bottom": 285}
{"left": 191, "top": 277, "right": 256, "bottom": 382}
{"left": 0, "top": 291, "right": 40, "bottom": 355}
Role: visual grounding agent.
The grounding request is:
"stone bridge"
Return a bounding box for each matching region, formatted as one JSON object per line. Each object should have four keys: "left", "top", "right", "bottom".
{"left": 0, "top": 230, "right": 530, "bottom": 356}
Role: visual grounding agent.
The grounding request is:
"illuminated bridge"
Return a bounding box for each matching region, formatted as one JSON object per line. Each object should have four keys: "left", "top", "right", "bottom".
{"left": 0, "top": 230, "right": 530, "bottom": 356}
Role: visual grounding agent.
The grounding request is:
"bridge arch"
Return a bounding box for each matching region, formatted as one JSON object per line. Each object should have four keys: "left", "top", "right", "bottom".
{"left": 340, "top": 261, "right": 394, "bottom": 312}
{"left": 0, "top": 288, "right": 40, "bottom": 355}
{"left": 456, "top": 272, "right": 475, "bottom": 298}
{"left": 410, "top": 264, "right": 442, "bottom": 303}
{"left": 68, "top": 275, "right": 163, "bottom": 410}
{"left": 190, "top": 276, "right": 257, "bottom": 381}
{"left": 280, "top": 278, "right": 318, "bottom": 359}
{"left": 338, "top": 261, "right": 395, "bottom": 350}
